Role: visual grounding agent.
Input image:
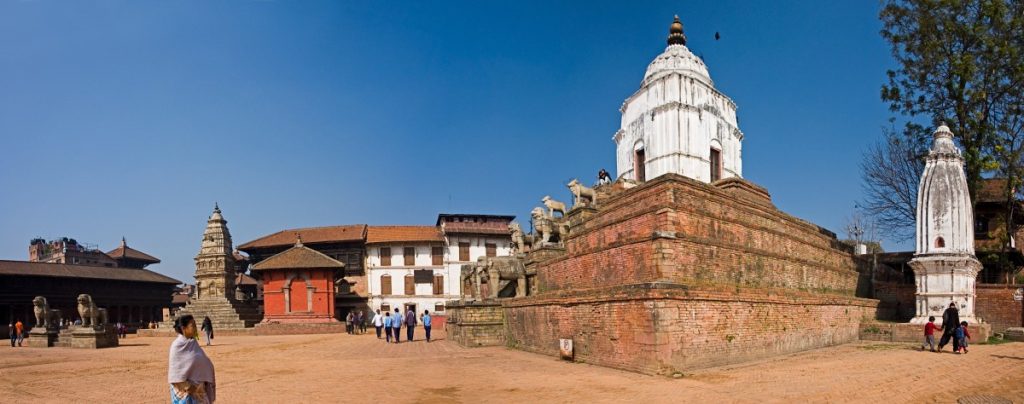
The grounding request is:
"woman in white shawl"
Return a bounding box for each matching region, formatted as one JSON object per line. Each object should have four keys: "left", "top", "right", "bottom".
{"left": 168, "top": 315, "right": 216, "bottom": 403}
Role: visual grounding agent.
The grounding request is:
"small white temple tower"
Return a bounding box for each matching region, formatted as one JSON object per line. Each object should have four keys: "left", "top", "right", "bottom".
{"left": 614, "top": 16, "right": 744, "bottom": 183}
{"left": 908, "top": 124, "right": 982, "bottom": 325}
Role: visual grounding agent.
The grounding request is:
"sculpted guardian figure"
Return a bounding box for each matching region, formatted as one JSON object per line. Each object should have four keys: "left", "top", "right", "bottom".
{"left": 567, "top": 178, "right": 597, "bottom": 208}
{"left": 541, "top": 196, "right": 567, "bottom": 218}
{"left": 77, "top": 294, "right": 108, "bottom": 327}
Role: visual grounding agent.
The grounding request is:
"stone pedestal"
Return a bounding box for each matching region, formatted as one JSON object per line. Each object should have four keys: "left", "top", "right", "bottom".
{"left": 908, "top": 254, "right": 982, "bottom": 325}
{"left": 27, "top": 328, "right": 59, "bottom": 348}
{"left": 566, "top": 206, "right": 598, "bottom": 229}
{"left": 446, "top": 300, "right": 506, "bottom": 347}
{"left": 70, "top": 325, "right": 119, "bottom": 349}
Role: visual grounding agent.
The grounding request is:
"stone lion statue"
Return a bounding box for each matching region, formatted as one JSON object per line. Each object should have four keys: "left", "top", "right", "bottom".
{"left": 77, "top": 294, "right": 108, "bottom": 327}
{"left": 531, "top": 207, "right": 569, "bottom": 244}
{"left": 567, "top": 179, "right": 597, "bottom": 208}
{"left": 509, "top": 222, "right": 533, "bottom": 254}
{"left": 541, "top": 196, "right": 567, "bottom": 218}
{"left": 33, "top": 296, "right": 57, "bottom": 328}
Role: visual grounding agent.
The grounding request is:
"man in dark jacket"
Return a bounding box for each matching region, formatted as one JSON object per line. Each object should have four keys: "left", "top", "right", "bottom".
{"left": 405, "top": 307, "right": 417, "bottom": 342}
{"left": 937, "top": 302, "right": 960, "bottom": 353}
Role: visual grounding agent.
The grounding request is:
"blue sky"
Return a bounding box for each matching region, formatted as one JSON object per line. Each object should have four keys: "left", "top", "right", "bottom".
{"left": 0, "top": 1, "right": 898, "bottom": 283}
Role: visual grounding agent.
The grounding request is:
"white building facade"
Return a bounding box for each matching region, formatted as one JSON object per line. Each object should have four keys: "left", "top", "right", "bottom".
{"left": 365, "top": 226, "right": 450, "bottom": 318}
{"left": 364, "top": 215, "right": 515, "bottom": 321}
{"left": 614, "top": 16, "right": 744, "bottom": 184}
{"left": 909, "top": 124, "right": 982, "bottom": 325}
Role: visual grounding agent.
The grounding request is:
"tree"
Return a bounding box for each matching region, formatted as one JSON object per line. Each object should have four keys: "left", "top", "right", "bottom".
{"left": 869, "top": 0, "right": 1024, "bottom": 243}
{"left": 860, "top": 121, "right": 929, "bottom": 241}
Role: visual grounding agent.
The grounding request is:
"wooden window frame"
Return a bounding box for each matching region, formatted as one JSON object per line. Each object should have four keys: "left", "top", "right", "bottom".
{"left": 432, "top": 274, "right": 444, "bottom": 295}
{"left": 458, "top": 242, "right": 470, "bottom": 262}
{"left": 431, "top": 246, "right": 443, "bottom": 266}
{"left": 710, "top": 147, "right": 722, "bottom": 182}
{"left": 485, "top": 243, "right": 497, "bottom": 258}
{"left": 404, "top": 274, "right": 415, "bottom": 295}
{"left": 380, "top": 247, "right": 391, "bottom": 267}
{"left": 380, "top": 274, "right": 392, "bottom": 295}
{"left": 403, "top": 247, "right": 415, "bottom": 266}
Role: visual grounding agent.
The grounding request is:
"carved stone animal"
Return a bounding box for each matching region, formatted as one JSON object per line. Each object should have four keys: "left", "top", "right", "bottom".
{"left": 541, "top": 195, "right": 567, "bottom": 217}
{"left": 33, "top": 296, "right": 50, "bottom": 328}
{"left": 567, "top": 179, "right": 597, "bottom": 208}
{"left": 509, "top": 222, "right": 532, "bottom": 253}
{"left": 531, "top": 207, "right": 569, "bottom": 244}
{"left": 480, "top": 256, "right": 528, "bottom": 298}
{"left": 76, "top": 294, "right": 108, "bottom": 327}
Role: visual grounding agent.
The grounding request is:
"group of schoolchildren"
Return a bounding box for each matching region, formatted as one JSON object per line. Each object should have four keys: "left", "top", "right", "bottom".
{"left": 921, "top": 302, "right": 971, "bottom": 354}
{"left": 368, "top": 308, "right": 433, "bottom": 343}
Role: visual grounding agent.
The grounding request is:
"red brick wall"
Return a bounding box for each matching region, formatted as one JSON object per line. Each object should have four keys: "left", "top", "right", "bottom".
{"left": 976, "top": 284, "right": 1024, "bottom": 332}
{"left": 503, "top": 284, "right": 877, "bottom": 374}
{"left": 535, "top": 175, "right": 861, "bottom": 295}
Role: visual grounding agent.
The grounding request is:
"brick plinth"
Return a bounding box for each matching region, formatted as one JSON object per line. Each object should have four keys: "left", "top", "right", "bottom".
{"left": 506, "top": 174, "right": 882, "bottom": 374}
{"left": 503, "top": 282, "right": 877, "bottom": 375}
{"left": 446, "top": 300, "right": 506, "bottom": 347}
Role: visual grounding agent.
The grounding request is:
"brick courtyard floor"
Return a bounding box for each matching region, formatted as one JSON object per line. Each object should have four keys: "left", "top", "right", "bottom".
{"left": 1, "top": 330, "right": 1022, "bottom": 403}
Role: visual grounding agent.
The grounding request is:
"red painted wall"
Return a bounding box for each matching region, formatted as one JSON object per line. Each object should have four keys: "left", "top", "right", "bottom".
{"left": 261, "top": 269, "right": 336, "bottom": 323}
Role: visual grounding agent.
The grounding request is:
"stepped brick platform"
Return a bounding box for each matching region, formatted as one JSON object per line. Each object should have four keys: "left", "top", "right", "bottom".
{"left": 450, "top": 174, "right": 883, "bottom": 375}
{"left": 859, "top": 321, "right": 991, "bottom": 344}
{"left": 138, "top": 321, "right": 348, "bottom": 337}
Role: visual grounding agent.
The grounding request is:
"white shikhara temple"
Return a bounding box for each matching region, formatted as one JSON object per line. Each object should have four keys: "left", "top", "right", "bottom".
{"left": 909, "top": 124, "right": 982, "bottom": 325}
{"left": 615, "top": 16, "right": 744, "bottom": 183}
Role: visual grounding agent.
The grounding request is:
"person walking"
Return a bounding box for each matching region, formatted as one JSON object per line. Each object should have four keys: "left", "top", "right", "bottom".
{"left": 391, "top": 308, "right": 403, "bottom": 343}
{"left": 405, "top": 307, "right": 417, "bottom": 342}
{"left": 383, "top": 312, "right": 393, "bottom": 343}
{"left": 200, "top": 317, "right": 214, "bottom": 346}
{"left": 359, "top": 310, "right": 368, "bottom": 334}
{"left": 937, "top": 302, "right": 961, "bottom": 353}
{"left": 372, "top": 310, "right": 383, "bottom": 339}
{"left": 14, "top": 320, "right": 24, "bottom": 347}
{"left": 345, "top": 312, "right": 354, "bottom": 335}
{"left": 355, "top": 311, "right": 364, "bottom": 335}
{"left": 422, "top": 310, "right": 432, "bottom": 343}
{"left": 9, "top": 323, "right": 16, "bottom": 347}
{"left": 168, "top": 315, "right": 216, "bottom": 403}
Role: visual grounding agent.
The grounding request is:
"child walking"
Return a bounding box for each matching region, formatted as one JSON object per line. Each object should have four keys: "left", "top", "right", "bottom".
{"left": 921, "top": 316, "right": 937, "bottom": 352}
{"left": 957, "top": 321, "right": 971, "bottom": 354}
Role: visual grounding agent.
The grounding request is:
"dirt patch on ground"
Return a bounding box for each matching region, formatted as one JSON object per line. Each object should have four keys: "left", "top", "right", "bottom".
{"left": 0, "top": 331, "right": 1021, "bottom": 403}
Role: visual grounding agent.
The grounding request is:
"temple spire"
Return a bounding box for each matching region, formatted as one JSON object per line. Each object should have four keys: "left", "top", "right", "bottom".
{"left": 667, "top": 15, "right": 687, "bottom": 46}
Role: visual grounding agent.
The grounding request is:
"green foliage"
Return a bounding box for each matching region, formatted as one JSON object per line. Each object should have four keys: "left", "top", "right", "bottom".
{"left": 873, "top": 0, "right": 1024, "bottom": 240}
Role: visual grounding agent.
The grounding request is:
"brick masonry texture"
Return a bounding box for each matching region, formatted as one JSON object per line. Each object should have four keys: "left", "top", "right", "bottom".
{"left": 446, "top": 301, "right": 506, "bottom": 347}
{"left": 537, "top": 175, "right": 860, "bottom": 296}
{"left": 498, "top": 175, "right": 883, "bottom": 374}
{"left": 503, "top": 283, "right": 877, "bottom": 375}
{"left": 859, "top": 321, "right": 991, "bottom": 343}
{"left": 975, "top": 285, "right": 1024, "bottom": 332}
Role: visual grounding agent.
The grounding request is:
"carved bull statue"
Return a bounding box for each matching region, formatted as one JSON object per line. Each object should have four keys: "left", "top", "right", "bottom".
{"left": 567, "top": 178, "right": 597, "bottom": 208}
{"left": 77, "top": 294, "right": 108, "bottom": 327}
{"left": 541, "top": 195, "right": 567, "bottom": 218}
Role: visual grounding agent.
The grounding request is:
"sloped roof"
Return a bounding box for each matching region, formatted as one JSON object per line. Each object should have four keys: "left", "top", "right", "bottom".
{"left": 251, "top": 244, "right": 346, "bottom": 271}
{"left": 106, "top": 245, "right": 161, "bottom": 263}
{"left": 0, "top": 260, "right": 180, "bottom": 284}
{"left": 235, "top": 272, "right": 258, "bottom": 286}
{"left": 238, "top": 225, "right": 367, "bottom": 250}
{"left": 365, "top": 226, "right": 443, "bottom": 244}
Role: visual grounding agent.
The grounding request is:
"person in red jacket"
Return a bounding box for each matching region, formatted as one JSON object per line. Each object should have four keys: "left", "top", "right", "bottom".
{"left": 920, "top": 316, "right": 937, "bottom": 352}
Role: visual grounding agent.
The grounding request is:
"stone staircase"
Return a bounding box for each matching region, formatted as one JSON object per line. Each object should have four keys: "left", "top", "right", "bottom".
{"left": 177, "top": 297, "right": 261, "bottom": 329}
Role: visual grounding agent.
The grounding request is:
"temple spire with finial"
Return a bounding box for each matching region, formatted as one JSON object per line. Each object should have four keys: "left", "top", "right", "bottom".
{"left": 667, "top": 15, "right": 687, "bottom": 46}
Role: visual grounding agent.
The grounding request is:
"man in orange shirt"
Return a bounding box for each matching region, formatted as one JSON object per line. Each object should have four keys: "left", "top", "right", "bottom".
{"left": 14, "top": 320, "right": 24, "bottom": 347}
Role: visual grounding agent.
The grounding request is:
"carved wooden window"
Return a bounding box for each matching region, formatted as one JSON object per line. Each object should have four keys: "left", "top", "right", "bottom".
{"left": 380, "top": 247, "right": 391, "bottom": 266}
{"left": 404, "top": 247, "right": 415, "bottom": 266}
{"left": 433, "top": 275, "right": 444, "bottom": 295}
{"left": 485, "top": 243, "right": 497, "bottom": 257}
{"left": 431, "top": 247, "right": 443, "bottom": 266}
{"left": 380, "top": 275, "right": 392, "bottom": 295}
{"left": 710, "top": 148, "right": 722, "bottom": 182}
{"left": 975, "top": 218, "right": 990, "bottom": 239}
{"left": 459, "top": 242, "right": 470, "bottom": 262}
{"left": 404, "top": 275, "right": 415, "bottom": 295}
{"left": 381, "top": 304, "right": 390, "bottom": 313}
{"left": 434, "top": 303, "right": 445, "bottom": 312}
